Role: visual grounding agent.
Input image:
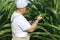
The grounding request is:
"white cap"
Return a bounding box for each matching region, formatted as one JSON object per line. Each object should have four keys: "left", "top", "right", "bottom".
{"left": 15, "top": 0, "right": 30, "bottom": 8}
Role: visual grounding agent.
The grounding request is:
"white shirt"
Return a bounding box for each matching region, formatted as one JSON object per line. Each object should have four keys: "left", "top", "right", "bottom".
{"left": 11, "top": 11, "right": 31, "bottom": 37}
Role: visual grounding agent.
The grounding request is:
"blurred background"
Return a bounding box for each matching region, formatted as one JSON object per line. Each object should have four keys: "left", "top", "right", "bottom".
{"left": 0, "top": 0, "right": 60, "bottom": 40}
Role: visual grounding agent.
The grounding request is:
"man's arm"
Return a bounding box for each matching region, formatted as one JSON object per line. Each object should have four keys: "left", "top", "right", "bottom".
{"left": 26, "top": 16, "right": 42, "bottom": 32}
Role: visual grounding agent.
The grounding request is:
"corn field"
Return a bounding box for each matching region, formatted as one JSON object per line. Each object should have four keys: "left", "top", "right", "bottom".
{"left": 0, "top": 0, "right": 60, "bottom": 40}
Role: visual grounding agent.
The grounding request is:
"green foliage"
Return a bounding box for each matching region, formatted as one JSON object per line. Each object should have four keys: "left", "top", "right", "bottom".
{"left": 0, "top": 0, "right": 15, "bottom": 40}
{"left": 25, "top": 0, "right": 60, "bottom": 40}
{"left": 0, "top": 0, "right": 60, "bottom": 40}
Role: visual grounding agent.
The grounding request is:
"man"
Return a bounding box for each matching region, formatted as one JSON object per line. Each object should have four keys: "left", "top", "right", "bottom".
{"left": 11, "top": 0, "right": 42, "bottom": 40}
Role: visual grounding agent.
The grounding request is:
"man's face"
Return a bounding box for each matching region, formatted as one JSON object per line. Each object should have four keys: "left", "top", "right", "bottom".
{"left": 20, "top": 7, "right": 26, "bottom": 14}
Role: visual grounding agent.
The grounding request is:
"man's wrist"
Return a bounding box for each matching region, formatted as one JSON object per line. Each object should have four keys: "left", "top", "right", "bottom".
{"left": 37, "top": 19, "right": 39, "bottom": 21}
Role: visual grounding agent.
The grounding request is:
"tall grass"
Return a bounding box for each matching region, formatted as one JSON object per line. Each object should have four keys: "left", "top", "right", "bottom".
{"left": 0, "top": 0, "right": 15, "bottom": 40}
{"left": 25, "top": 0, "right": 60, "bottom": 40}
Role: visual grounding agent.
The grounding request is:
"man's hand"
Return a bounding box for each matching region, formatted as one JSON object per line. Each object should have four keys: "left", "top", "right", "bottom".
{"left": 37, "top": 15, "right": 42, "bottom": 21}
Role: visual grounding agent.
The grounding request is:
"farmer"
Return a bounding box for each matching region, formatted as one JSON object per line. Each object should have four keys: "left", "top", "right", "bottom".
{"left": 11, "top": 0, "right": 42, "bottom": 40}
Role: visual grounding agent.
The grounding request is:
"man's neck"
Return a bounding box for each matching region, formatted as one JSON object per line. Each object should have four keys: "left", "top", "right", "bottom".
{"left": 16, "top": 10, "right": 23, "bottom": 15}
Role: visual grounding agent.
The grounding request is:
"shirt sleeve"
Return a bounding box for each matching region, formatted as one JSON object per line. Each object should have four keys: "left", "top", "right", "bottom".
{"left": 16, "top": 16, "right": 31, "bottom": 31}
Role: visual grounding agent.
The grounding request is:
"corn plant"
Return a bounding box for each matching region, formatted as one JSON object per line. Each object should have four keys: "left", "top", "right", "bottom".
{"left": 0, "top": 0, "right": 60, "bottom": 40}
{"left": 0, "top": 0, "right": 15, "bottom": 40}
